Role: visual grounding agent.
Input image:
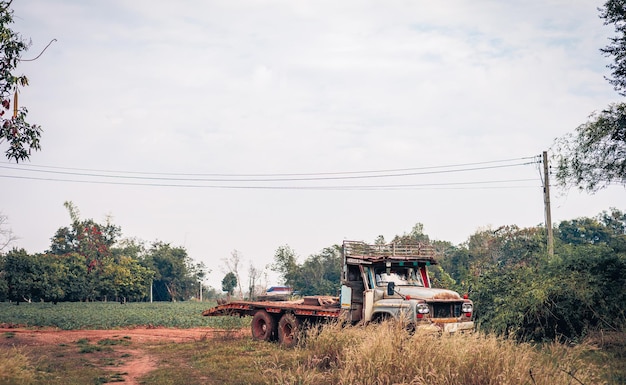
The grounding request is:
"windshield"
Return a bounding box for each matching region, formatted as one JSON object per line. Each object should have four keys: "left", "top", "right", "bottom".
{"left": 375, "top": 267, "right": 424, "bottom": 287}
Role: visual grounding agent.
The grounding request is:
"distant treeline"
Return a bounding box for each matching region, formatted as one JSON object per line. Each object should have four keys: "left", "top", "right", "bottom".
{"left": 0, "top": 202, "right": 207, "bottom": 303}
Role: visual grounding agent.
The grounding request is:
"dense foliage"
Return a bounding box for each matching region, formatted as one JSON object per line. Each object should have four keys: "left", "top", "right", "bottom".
{"left": 440, "top": 208, "right": 626, "bottom": 341}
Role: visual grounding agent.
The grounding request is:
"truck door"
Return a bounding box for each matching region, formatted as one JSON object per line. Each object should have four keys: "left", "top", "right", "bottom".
{"left": 362, "top": 266, "right": 375, "bottom": 322}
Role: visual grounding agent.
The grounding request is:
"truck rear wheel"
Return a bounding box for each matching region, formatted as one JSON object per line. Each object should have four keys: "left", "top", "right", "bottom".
{"left": 278, "top": 313, "right": 300, "bottom": 348}
{"left": 251, "top": 310, "right": 276, "bottom": 341}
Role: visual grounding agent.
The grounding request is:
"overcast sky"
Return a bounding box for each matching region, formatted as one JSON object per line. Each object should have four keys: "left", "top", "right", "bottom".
{"left": 1, "top": 0, "right": 624, "bottom": 289}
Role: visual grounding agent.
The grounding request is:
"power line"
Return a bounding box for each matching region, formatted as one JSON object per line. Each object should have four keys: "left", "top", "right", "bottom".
{"left": 0, "top": 173, "right": 539, "bottom": 190}
{"left": 0, "top": 156, "right": 538, "bottom": 177}
{"left": 0, "top": 157, "right": 540, "bottom": 182}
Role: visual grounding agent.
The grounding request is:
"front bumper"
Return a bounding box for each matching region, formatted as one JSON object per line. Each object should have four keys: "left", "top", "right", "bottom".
{"left": 416, "top": 319, "right": 474, "bottom": 334}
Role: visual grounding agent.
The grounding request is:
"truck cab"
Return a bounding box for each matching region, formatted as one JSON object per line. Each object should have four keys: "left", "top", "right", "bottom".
{"left": 340, "top": 240, "right": 474, "bottom": 333}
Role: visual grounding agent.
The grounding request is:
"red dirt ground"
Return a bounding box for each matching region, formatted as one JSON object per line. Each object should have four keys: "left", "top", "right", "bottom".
{"left": 0, "top": 326, "right": 248, "bottom": 384}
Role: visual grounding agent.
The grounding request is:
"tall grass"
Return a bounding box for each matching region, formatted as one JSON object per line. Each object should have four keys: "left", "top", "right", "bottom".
{"left": 0, "top": 348, "right": 36, "bottom": 385}
{"left": 264, "top": 321, "right": 602, "bottom": 385}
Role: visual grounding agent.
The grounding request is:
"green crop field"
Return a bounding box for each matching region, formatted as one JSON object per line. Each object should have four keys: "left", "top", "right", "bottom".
{"left": 0, "top": 301, "right": 248, "bottom": 329}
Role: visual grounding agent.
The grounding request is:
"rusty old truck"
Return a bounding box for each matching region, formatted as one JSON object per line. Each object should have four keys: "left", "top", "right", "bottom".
{"left": 202, "top": 240, "right": 474, "bottom": 347}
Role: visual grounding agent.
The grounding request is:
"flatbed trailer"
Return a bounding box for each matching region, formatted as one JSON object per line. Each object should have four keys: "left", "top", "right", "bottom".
{"left": 202, "top": 296, "right": 341, "bottom": 347}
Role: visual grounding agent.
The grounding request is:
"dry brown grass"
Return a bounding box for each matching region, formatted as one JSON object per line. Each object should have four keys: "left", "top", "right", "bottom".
{"left": 0, "top": 348, "right": 37, "bottom": 385}
{"left": 262, "top": 321, "right": 604, "bottom": 385}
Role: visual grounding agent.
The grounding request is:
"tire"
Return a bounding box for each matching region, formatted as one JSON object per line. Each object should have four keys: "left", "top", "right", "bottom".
{"left": 251, "top": 310, "right": 277, "bottom": 342}
{"left": 278, "top": 313, "right": 301, "bottom": 348}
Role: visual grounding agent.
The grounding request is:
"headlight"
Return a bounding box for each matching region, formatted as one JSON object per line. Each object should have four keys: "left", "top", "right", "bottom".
{"left": 416, "top": 303, "right": 430, "bottom": 314}
{"left": 462, "top": 303, "right": 473, "bottom": 313}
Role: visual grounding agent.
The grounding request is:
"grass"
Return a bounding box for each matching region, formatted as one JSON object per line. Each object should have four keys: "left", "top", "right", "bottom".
{"left": 0, "top": 300, "right": 247, "bottom": 329}
{"left": 0, "top": 343, "right": 119, "bottom": 385}
{"left": 141, "top": 337, "right": 281, "bottom": 385}
{"left": 0, "top": 302, "right": 623, "bottom": 384}
{"left": 262, "top": 321, "right": 616, "bottom": 385}
{"left": 0, "top": 348, "right": 37, "bottom": 385}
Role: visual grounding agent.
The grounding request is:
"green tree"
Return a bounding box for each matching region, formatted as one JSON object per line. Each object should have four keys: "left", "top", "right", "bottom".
{"left": 392, "top": 222, "right": 431, "bottom": 244}
{"left": 142, "top": 242, "right": 200, "bottom": 301}
{"left": 3, "top": 250, "right": 65, "bottom": 304}
{"left": 271, "top": 245, "right": 342, "bottom": 296}
{"left": 553, "top": 1, "right": 626, "bottom": 191}
{"left": 221, "top": 272, "right": 237, "bottom": 296}
{"left": 271, "top": 245, "right": 299, "bottom": 286}
{"left": 49, "top": 202, "right": 121, "bottom": 272}
{"left": 296, "top": 246, "right": 342, "bottom": 296}
{"left": 0, "top": 1, "right": 42, "bottom": 162}
{"left": 98, "top": 256, "right": 152, "bottom": 302}
{"left": 0, "top": 254, "right": 7, "bottom": 301}
{"left": 56, "top": 252, "right": 88, "bottom": 301}
{"left": 601, "top": 0, "right": 626, "bottom": 96}
{"left": 554, "top": 103, "right": 626, "bottom": 191}
{"left": 4, "top": 248, "right": 39, "bottom": 303}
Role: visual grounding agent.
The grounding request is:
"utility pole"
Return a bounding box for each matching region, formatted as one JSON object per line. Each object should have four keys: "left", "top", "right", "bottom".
{"left": 542, "top": 151, "right": 554, "bottom": 257}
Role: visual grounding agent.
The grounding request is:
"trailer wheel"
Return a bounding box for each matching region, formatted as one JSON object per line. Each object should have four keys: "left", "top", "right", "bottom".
{"left": 251, "top": 310, "right": 276, "bottom": 342}
{"left": 278, "top": 313, "right": 300, "bottom": 348}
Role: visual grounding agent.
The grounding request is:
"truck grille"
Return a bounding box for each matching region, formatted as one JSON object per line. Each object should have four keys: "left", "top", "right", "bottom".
{"left": 430, "top": 303, "right": 462, "bottom": 318}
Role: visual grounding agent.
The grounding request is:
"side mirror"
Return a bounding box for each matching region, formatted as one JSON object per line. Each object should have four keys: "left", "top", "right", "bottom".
{"left": 387, "top": 282, "right": 395, "bottom": 296}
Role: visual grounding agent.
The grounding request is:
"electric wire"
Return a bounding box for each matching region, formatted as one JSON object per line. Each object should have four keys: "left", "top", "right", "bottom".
{"left": 0, "top": 156, "right": 537, "bottom": 177}
{"left": 0, "top": 155, "right": 543, "bottom": 190}
{"left": 0, "top": 158, "right": 539, "bottom": 182}
{"left": 0, "top": 173, "right": 540, "bottom": 190}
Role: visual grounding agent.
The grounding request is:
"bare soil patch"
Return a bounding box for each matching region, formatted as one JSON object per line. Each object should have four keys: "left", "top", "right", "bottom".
{"left": 0, "top": 326, "right": 248, "bottom": 384}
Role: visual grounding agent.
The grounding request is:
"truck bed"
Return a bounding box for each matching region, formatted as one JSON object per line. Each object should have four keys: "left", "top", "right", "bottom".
{"left": 202, "top": 296, "right": 341, "bottom": 318}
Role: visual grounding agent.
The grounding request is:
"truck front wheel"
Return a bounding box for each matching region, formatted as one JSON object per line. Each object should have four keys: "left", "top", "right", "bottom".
{"left": 278, "top": 313, "right": 300, "bottom": 348}
{"left": 251, "top": 310, "right": 277, "bottom": 341}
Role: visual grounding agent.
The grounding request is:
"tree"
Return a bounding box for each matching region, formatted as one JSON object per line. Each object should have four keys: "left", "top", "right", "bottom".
{"left": 0, "top": 1, "right": 42, "bottom": 162}
{"left": 0, "top": 253, "right": 7, "bottom": 301}
{"left": 222, "top": 250, "right": 243, "bottom": 299}
{"left": 221, "top": 272, "right": 237, "bottom": 296}
{"left": 552, "top": 1, "right": 626, "bottom": 191}
{"left": 247, "top": 262, "right": 263, "bottom": 300}
{"left": 296, "top": 246, "right": 342, "bottom": 296}
{"left": 0, "top": 212, "right": 17, "bottom": 252}
{"left": 271, "top": 245, "right": 299, "bottom": 286}
{"left": 49, "top": 202, "right": 121, "bottom": 272}
{"left": 3, "top": 249, "right": 65, "bottom": 304}
{"left": 554, "top": 103, "right": 626, "bottom": 191}
{"left": 98, "top": 256, "right": 152, "bottom": 303}
{"left": 143, "top": 242, "right": 198, "bottom": 301}
{"left": 391, "top": 222, "right": 431, "bottom": 244}
{"left": 600, "top": 0, "right": 626, "bottom": 96}
{"left": 271, "top": 245, "right": 342, "bottom": 296}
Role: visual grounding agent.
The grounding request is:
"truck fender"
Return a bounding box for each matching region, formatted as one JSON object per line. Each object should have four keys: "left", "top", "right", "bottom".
{"left": 371, "top": 311, "right": 394, "bottom": 323}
